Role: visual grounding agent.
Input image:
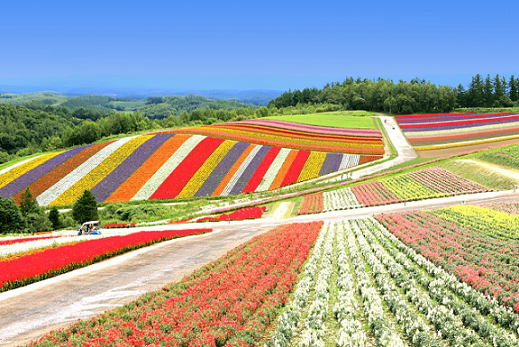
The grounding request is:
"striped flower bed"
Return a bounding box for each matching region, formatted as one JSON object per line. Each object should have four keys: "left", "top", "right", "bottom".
{"left": 395, "top": 112, "right": 519, "bottom": 150}
{"left": 171, "top": 120, "right": 384, "bottom": 155}
{"left": 0, "top": 129, "right": 382, "bottom": 206}
{"left": 298, "top": 167, "right": 492, "bottom": 214}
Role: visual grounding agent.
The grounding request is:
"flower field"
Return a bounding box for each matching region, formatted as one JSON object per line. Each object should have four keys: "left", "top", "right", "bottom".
{"left": 28, "top": 222, "right": 323, "bottom": 347}
{"left": 0, "top": 127, "right": 382, "bottom": 206}
{"left": 269, "top": 218, "right": 519, "bottom": 347}
{"left": 395, "top": 112, "right": 519, "bottom": 150}
{"left": 299, "top": 167, "right": 491, "bottom": 214}
{"left": 11, "top": 211, "right": 519, "bottom": 346}
{"left": 172, "top": 119, "right": 385, "bottom": 155}
{"left": 377, "top": 206, "right": 519, "bottom": 314}
{"left": 0, "top": 229, "right": 210, "bottom": 292}
{"left": 297, "top": 193, "right": 324, "bottom": 215}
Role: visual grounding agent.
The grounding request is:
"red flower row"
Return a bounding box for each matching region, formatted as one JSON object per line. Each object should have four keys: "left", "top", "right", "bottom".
{"left": 29, "top": 222, "right": 323, "bottom": 346}
{"left": 298, "top": 193, "right": 324, "bottom": 215}
{"left": 1, "top": 229, "right": 211, "bottom": 292}
{"left": 173, "top": 206, "right": 267, "bottom": 224}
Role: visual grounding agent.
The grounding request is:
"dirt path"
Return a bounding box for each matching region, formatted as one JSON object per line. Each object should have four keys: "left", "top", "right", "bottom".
{"left": 461, "top": 159, "right": 519, "bottom": 182}
{"left": 271, "top": 201, "right": 294, "bottom": 219}
{"left": 350, "top": 115, "right": 416, "bottom": 179}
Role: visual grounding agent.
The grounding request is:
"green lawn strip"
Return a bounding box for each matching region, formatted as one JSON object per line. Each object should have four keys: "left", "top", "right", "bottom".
{"left": 290, "top": 197, "right": 304, "bottom": 217}
{"left": 262, "top": 111, "right": 377, "bottom": 129}
{"left": 387, "top": 156, "right": 439, "bottom": 171}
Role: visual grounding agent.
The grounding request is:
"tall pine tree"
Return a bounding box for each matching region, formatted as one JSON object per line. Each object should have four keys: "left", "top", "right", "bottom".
{"left": 510, "top": 75, "right": 519, "bottom": 102}
{"left": 72, "top": 190, "right": 99, "bottom": 224}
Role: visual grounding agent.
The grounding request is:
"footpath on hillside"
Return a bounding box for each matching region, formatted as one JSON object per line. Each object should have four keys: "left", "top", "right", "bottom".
{"left": 202, "top": 115, "right": 417, "bottom": 214}
{"left": 351, "top": 115, "right": 416, "bottom": 179}
{"left": 461, "top": 159, "right": 519, "bottom": 183}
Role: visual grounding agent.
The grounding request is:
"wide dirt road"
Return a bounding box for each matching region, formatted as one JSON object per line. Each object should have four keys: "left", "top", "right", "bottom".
{"left": 0, "top": 223, "right": 275, "bottom": 347}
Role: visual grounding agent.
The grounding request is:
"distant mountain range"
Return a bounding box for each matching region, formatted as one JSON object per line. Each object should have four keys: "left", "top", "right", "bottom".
{"left": 0, "top": 86, "right": 282, "bottom": 106}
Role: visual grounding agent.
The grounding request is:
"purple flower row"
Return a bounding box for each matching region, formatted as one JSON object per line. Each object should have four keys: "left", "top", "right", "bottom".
{"left": 319, "top": 153, "right": 343, "bottom": 176}
{"left": 90, "top": 134, "right": 175, "bottom": 202}
{"left": 229, "top": 145, "right": 271, "bottom": 195}
{"left": 194, "top": 141, "right": 249, "bottom": 197}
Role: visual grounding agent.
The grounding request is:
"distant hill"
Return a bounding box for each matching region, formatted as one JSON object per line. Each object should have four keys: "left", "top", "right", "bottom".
{"left": 0, "top": 89, "right": 282, "bottom": 108}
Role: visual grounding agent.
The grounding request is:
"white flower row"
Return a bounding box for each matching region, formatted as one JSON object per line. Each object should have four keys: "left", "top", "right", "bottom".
{"left": 334, "top": 221, "right": 368, "bottom": 347}
{"left": 367, "top": 217, "right": 519, "bottom": 341}
{"left": 339, "top": 154, "right": 360, "bottom": 171}
{"left": 323, "top": 187, "right": 362, "bottom": 211}
{"left": 37, "top": 137, "right": 137, "bottom": 206}
{"left": 344, "top": 220, "right": 407, "bottom": 347}
{"left": 131, "top": 135, "right": 205, "bottom": 201}
{"left": 349, "top": 220, "right": 438, "bottom": 346}
{"left": 268, "top": 220, "right": 328, "bottom": 347}
{"left": 221, "top": 145, "right": 262, "bottom": 196}
{"left": 297, "top": 221, "right": 335, "bottom": 347}
{"left": 256, "top": 148, "right": 291, "bottom": 192}
{"left": 358, "top": 218, "right": 516, "bottom": 347}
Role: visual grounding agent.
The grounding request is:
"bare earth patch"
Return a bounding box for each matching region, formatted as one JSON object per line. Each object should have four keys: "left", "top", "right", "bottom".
{"left": 461, "top": 159, "right": 519, "bottom": 183}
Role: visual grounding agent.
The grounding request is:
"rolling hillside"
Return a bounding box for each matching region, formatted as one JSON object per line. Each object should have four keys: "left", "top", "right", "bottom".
{"left": 0, "top": 120, "right": 384, "bottom": 206}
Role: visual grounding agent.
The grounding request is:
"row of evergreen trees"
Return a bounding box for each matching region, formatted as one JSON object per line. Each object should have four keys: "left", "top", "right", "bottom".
{"left": 269, "top": 74, "right": 519, "bottom": 113}
{"left": 457, "top": 74, "right": 518, "bottom": 108}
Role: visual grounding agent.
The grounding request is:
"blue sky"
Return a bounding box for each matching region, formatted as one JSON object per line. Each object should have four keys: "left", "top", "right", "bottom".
{"left": 1, "top": 0, "right": 518, "bottom": 92}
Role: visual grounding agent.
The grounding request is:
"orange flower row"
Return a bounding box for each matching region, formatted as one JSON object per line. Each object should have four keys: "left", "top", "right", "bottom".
{"left": 105, "top": 135, "right": 191, "bottom": 202}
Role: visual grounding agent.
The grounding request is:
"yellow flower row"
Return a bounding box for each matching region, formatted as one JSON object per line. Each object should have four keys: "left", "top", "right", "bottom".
{"left": 381, "top": 175, "right": 439, "bottom": 201}
{"left": 176, "top": 140, "right": 237, "bottom": 199}
{"left": 297, "top": 151, "right": 326, "bottom": 183}
{"left": 415, "top": 134, "right": 519, "bottom": 151}
{"left": 50, "top": 136, "right": 153, "bottom": 206}
{"left": 439, "top": 205, "right": 519, "bottom": 239}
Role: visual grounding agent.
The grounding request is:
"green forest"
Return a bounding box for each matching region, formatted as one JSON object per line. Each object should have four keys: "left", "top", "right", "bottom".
{"left": 269, "top": 74, "right": 519, "bottom": 113}
{"left": 0, "top": 74, "right": 518, "bottom": 165}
